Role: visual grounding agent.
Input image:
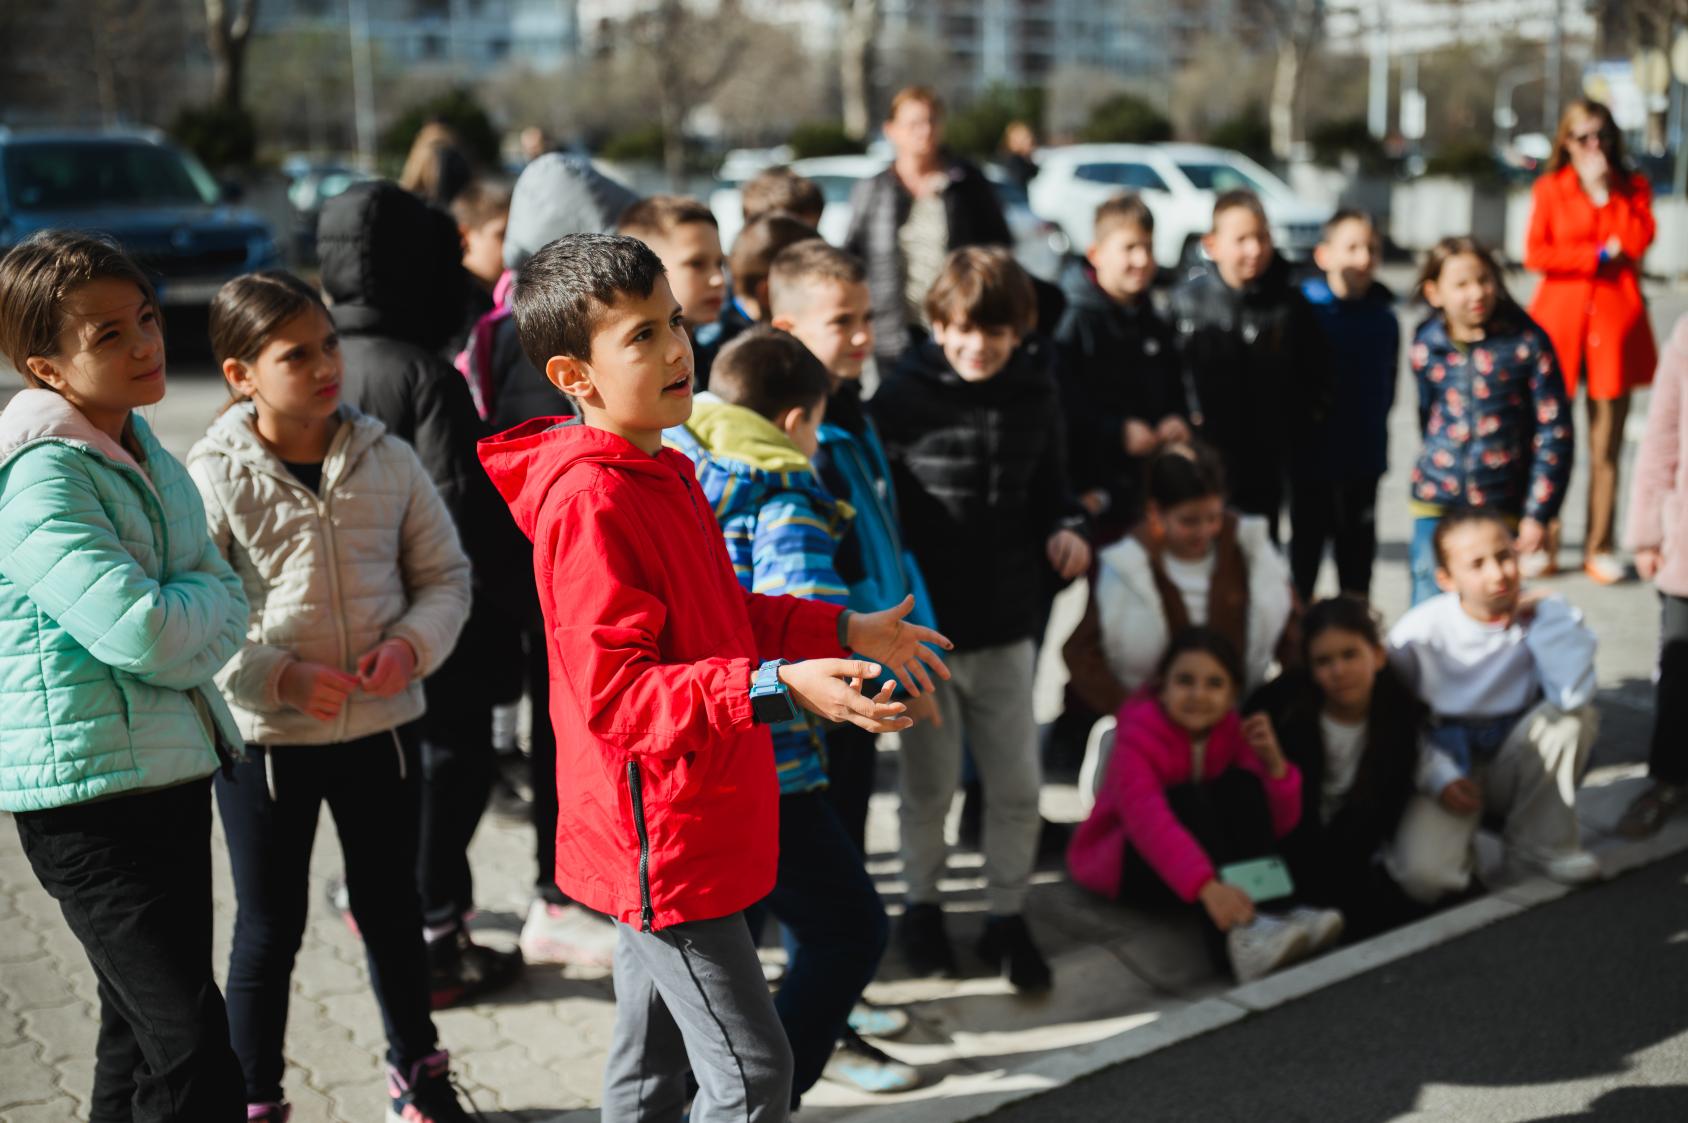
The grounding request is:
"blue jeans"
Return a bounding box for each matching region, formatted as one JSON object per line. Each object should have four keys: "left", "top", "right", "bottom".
{"left": 748, "top": 790, "right": 888, "bottom": 1106}
{"left": 1410, "top": 515, "right": 1444, "bottom": 606}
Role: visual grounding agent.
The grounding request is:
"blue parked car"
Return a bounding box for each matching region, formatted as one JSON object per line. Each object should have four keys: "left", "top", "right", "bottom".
{"left": 0, "top": 127, "right": 279, "bottom": 306}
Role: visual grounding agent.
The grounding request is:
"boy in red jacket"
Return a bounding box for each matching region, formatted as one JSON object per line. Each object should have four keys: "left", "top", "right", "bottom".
{"left": 478, "top": 233, "right": 950, "bottom": 1123}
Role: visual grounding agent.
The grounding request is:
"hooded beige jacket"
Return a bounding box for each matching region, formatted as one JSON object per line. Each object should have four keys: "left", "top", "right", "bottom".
{"left": 188, "top": 403, "right": 470, "bottom": 746}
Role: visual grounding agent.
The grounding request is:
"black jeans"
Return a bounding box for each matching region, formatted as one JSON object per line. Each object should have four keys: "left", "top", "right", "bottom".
{"left": 15, "top": 779, "right": 244, "bottom": 1123}
{"left": 746, "top": 791, "right": 888, "bottom": 1106}
{"left": 1117, "top": 769, "right": 1283, "bottom": 969}
{"left": 1289, "top": 473, "right": 1382, "bottom": 601}
{"left": 823, "top": 724, "right": 877, "bottom": 857}
{"left": 525, "top": 624, "right": 569, "bottom": 904}
{"left": 1651, "top": 593, "right": 1688, "bottom": 787}
{"left": 216, "top": 731, "right": 437, "bottom": 1103}
{"left": 417, "top": 644, "right": 497, "bottom": 929}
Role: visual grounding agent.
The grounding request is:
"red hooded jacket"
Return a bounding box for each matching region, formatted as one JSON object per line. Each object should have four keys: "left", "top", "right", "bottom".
{"left": 478, "top": 417, "right": 847, "bottom": 930}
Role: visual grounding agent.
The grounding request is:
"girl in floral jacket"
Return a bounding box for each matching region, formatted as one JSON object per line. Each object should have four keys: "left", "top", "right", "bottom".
{"left": 1407, "top": 236, "right": 1574, "bottom": 604}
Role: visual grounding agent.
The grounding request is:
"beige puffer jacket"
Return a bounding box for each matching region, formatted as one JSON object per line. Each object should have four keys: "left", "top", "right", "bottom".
{"left": 188, "top": 403, "right": 471, "bottom": 746}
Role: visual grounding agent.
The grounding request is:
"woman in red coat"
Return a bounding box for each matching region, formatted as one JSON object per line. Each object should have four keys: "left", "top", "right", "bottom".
{"left": 1525, "top": 98, "right": 1657, "bottom": 584}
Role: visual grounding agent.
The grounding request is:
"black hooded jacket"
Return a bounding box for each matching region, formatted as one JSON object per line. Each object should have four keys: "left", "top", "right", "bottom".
{"left": 869, "top": 339, "right": 1086, "bottom": 650}
{"left": 1052, "top": 259, "right": 1184, "bottom": 526}
{"left": 316, "top": 180, "right": 533, "bottom": 628}
{"left": 1167, "top": 256, "right": 1333, "bottom": 518}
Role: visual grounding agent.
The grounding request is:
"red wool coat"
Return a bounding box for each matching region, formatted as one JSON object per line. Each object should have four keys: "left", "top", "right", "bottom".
{"left": 478, "top": 417, "right": 847, "bottom": 930}
{"left": 1524, "top": 165, "right": 1657, "bottom": 400}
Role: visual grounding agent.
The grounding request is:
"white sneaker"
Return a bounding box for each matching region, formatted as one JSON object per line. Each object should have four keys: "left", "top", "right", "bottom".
{"left": 1519, "top": 549, "right": 1557, "bottom": 579}
{"left": 1283, "top": 906, "right": 1345, "bottom": 953}
{"left": 1527, "top": 850, "right": 1603, "bottom": 886}
{"left": 519, "top": 898, "right": 618, "bottom": 967}
{"left": 823, "top": 1029, "right": 920, "bottom": 1094}
{"left": 1226, "top": 914, "right": 1311, "bottom": 984}
{"left": 1583, "top": 553, "right": 1627, "bottom": 585}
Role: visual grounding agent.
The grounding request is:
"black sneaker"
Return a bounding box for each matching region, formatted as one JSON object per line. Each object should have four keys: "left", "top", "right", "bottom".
{"left": 386, "top": 1050, "right": 478, "bottom": 1122}
{"left": 976, "top": 914, "right": 1052, "bottom": 993}
{"left": 428, "top": 927, "right": 523, "bottom": 1010}
{"left": 896, "top": 903, "right": 957, "bottom": 978}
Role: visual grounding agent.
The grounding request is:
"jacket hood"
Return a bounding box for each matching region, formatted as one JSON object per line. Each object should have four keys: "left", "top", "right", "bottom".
{"left": 0, "top": 389, "right": 159, "bottom": 496}
{"left": 1414, "top": 299, "right": 1531, "bottom": 350}
{"left": 1183, "top": 252, "right": 1298, "bottom": 303}
{"left": 674, "top": 398, "right": 814, "bottom": 475}
{"left": 1300, "top": 273, "right": 1396, "bottom": 308}
{"left": 896, "top": 338, "right": 1046, "bottom": 399}
{"left": 317, "top": 180, "right": 469, "bottom": 351}
{"left": 504, "top": 153, "right": 642, "bottom": 270}
{"left": 478, "top": 416, "right": 678, "bottom": 538}
{"left": 1058, "top": 257, "right": 1158, "bottom": 316}
{"left": 189, "top": 401, "right": 386, "bottom": 479}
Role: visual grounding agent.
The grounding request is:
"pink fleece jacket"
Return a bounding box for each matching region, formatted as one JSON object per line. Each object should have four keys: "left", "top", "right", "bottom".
{"left": 1067, "top": 693, "right": 1302, "bottom": 903}
{"left": 1626, "top": 314, "right": 1688, "bottom": 598}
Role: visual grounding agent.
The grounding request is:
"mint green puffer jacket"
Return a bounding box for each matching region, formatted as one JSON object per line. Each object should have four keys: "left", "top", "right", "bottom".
{"left": 0, "top": 390, "right": 247, "bottom": 813}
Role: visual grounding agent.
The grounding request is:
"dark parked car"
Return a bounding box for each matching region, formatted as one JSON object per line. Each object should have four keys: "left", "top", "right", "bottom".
{"left": 0, "top": 127, "right": 279, "bottom": 306}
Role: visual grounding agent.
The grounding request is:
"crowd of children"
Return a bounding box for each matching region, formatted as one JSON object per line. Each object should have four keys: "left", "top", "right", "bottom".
{"left": 0, "top": 85, "right": 1664, "bottom": 1121}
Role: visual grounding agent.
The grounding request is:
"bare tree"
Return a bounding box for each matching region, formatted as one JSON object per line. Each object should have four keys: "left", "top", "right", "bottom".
{"left": 626, "top": 0, "right": 756, "bottom": 188}
{"left": 1240, "top": 0, "right": 1326, "bottom": 162}
{"left": 839, "top": 0, "right": 878, "bottom": 140}
{"left": 205, "top": 0, "right": 259, "bottom": 110}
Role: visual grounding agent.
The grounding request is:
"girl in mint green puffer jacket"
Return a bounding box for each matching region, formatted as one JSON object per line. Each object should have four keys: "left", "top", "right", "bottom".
{"left": 0, "top": 230, "right": 249, "bottom": 1120}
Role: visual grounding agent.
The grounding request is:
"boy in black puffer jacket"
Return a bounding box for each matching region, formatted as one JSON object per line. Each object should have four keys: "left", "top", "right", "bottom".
{"left": 316, "top": 180, "right": 528, "bottom": 1003}
{"left": 1054, "top": 193, "right": 1190, "bottom": 542}
{"left": 872, "top": 247, "right": 1091, "bottom": 993}
{"left": 1169, "top": 190, "right": 1332, "bottom": 541}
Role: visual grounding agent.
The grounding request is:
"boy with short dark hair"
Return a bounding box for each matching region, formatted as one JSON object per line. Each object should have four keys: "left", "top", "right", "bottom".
{"left": 693, "top": 213, "right": 820, "bottom": 390}
{"left": 1054, "top": 192, "right": 1189, "bottom": 539}
{"left": 1385, "top": 509, "right": 1601, "bottom": 905}
{"left": 872, "top": 246, "right": 1091, "bottom": 992}
{"left": 1170, "top": 189, "right": 1332, "bottom": 540}
{"left": 477, "top": 233, "right": 950, "bottom": 1121}
{"left": 743, "top": 165, "right": 826, "bottom": 229}
{"left": 666, "top": 325, "right": 906, "bottom": 1105}
{"left": 1291, "top": 209, "right": 1399, "bottom": 600}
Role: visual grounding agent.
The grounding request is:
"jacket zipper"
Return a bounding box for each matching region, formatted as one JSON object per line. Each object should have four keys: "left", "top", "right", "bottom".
{"left": 626, "top": 761, "right": 655, "bottom": 932}
{"left": 317, "top": 430, "right": 355, "bottom": 743}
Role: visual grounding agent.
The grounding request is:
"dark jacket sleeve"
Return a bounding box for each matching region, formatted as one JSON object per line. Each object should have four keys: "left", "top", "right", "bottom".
{"left": 947, "top": 163, "right": 1011, "bottom": 249}
{"left": 1028, "top": 363, "right": 1088, "bottom": 544}
{"left": 1289, "top": 290, "right": 1335, "bottom": 430}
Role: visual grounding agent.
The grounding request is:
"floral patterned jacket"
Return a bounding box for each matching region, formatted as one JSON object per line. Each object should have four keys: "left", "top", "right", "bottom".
{"left": 1409, "top": 307, "right": 1573, "bottom": 522}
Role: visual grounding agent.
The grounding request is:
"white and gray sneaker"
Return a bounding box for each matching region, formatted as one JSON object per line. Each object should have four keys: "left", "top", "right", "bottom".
{"left": 1523, "top": 849, "right": 1603, "bottom": 886}
{"left": 519, "top": 898, "right": 618, "bottom": 968}
{"left": 823, "top": 1029, "right": 921, "bottom": 1094}
{"left": 1226, "top": 914, "right": 1311, "bottom": 983}
{"left": 1283, "top": 906, "right": 1345, "bottom": 953}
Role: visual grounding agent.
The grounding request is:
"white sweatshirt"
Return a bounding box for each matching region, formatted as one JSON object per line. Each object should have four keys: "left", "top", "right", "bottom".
{"left": 1388, "top": 591, "right": 1597, "bottom": 795}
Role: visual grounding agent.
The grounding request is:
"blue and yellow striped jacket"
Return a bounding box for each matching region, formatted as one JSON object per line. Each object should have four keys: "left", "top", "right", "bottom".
{"left": 666, "top": 398, "right": 853, "bottom": 795}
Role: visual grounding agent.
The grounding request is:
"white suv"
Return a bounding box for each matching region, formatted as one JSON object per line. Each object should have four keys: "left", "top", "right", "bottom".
{"left": 1028, "top": 143, "right": 1328, "bottom": 269}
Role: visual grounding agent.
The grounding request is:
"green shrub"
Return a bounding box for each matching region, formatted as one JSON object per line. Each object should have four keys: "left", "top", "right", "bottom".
{"left": 944, "top": 84, "right": 1044, "bottom": 159}
{"left": 599, "top": 124, "right": 666, "bottom": 164}
{"left": 1080, "top": 93, "right": 1172, "bottom": 144}
{"left": 788, "top": 122, "right": 866, "bottom": 160}
{"left": 1424, "top": 141, "right": 1503, "bottom": 183}
{"left": 1308, "top": 117, "right": 1392, "bottom": 174}
{"left": 172, "top": 103, "right": 257, "bottom": 172}
{"left": 379, "top": 88, "right": 500, "bottom": 167}
{"left": 1205, "top": 108, "right": 1273, "bottom": 165}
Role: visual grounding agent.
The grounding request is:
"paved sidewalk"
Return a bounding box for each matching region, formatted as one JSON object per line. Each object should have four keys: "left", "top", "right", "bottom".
{"left": 0, "top": 270, "right": 1682, "bottom": 1121}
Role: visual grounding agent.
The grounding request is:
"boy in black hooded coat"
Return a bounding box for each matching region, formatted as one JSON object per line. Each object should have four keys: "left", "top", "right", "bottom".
{"left": 316, "top": 180, "right": 526, "bottom": 1002}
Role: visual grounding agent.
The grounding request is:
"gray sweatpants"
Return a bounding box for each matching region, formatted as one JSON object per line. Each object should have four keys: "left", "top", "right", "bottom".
{"left": 601, "top": 914, "right": 793, "bottom": 1123}
{"left": 896, "top": 639, "right": 1041, "bottom": 915}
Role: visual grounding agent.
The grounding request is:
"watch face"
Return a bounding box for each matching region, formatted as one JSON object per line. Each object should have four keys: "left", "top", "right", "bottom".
{"left": 752, "top": 691, "right": 798, "bottom": 725}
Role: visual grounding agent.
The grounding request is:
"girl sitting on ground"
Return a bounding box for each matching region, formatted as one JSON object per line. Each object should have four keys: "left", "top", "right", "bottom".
{"left": 1068, "top": 628, "right": 1342, "bottom": 983}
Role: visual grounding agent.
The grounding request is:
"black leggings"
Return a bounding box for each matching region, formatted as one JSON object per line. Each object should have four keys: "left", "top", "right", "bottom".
{"left": 1650, "top": 593, "right": 1688, "bottom": 787}
{"left": 216, "top": 731, "right": 438, "bottom": 1104}
{"left": 1117, "top": 769, "right": 1282, "bottom": 968}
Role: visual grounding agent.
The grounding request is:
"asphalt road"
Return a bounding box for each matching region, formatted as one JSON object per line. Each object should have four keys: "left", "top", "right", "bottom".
{"left": 987, "top": 848, "right": 1688, "bottom": 1123}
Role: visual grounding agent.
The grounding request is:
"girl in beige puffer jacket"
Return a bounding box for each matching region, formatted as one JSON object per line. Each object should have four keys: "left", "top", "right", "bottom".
{"left": 188, "top": 271, "right": 476, "bottom": 1123}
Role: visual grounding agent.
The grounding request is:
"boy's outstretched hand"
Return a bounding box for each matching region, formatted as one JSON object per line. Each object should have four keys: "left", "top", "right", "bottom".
{"left": 779, "top": 661, "right": 912, "bottom": 733}
{"left": 845, "top": 595, "right": 953, "bottom": 698}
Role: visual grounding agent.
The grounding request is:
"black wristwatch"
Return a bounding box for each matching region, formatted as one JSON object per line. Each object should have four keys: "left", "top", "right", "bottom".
{"left": 750, "top": 659, "right": 799, "bottom": 725}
